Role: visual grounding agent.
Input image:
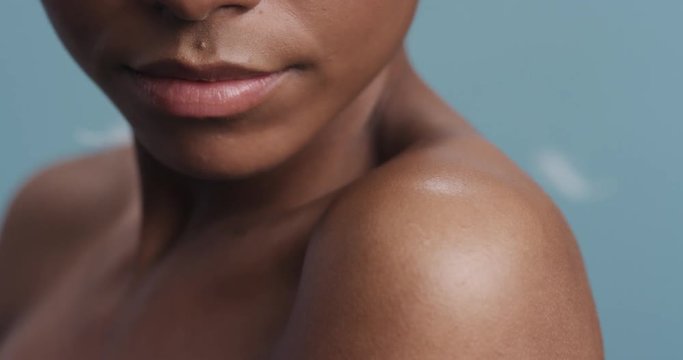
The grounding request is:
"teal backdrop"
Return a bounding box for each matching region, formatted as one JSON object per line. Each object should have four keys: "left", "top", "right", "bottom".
{"left": 1, "top": 1, "right": 681, "bottom": 358}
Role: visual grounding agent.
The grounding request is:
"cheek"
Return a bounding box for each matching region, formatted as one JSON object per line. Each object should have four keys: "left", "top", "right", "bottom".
{"left": 41, "top": 0, "right": 135, "bottom": 77}
{"left": 288, "top": 0, "right": 417, "bottom": 81}
{"left": 309, "top": 1, "right": 415, "bottom": 52}
{"left": 41, "top": 0, "right": 103, "bottom": 75}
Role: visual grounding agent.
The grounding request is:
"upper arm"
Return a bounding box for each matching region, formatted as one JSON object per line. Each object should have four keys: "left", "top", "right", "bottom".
{"left": 272, "top": 167, "right": 603, "bottom": 359}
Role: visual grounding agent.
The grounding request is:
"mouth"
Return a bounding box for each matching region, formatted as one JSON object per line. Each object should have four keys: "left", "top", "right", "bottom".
{"left": 122, "top": 59, "right": 289, "bottom": 118}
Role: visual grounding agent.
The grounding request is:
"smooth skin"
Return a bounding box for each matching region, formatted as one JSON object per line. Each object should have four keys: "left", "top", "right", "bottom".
{"left": 0, "top": 0, "right": 603, "bottom": 358}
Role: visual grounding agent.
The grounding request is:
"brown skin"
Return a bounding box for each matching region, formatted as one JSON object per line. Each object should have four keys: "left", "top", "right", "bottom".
{"left": 0, "top": 0, "right": 603, "bottom": 359}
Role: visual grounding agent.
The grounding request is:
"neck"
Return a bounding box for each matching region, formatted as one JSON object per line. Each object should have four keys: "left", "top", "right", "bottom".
{"left": 130, "top": 48, "right": 419, "bottom": 270}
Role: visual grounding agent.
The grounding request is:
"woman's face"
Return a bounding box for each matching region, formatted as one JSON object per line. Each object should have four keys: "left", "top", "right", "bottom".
{"left": 41, "top": 0, "right": 418, "bottom": 178}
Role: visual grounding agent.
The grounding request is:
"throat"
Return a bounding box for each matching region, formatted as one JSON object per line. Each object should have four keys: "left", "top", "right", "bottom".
{"left": 131, "top": 142, "right": 194, "bottom": 274}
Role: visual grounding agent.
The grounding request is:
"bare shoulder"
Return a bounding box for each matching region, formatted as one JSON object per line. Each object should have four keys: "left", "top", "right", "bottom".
{"left": 0, "top": 144, "right": 136, "bottom": 242}
{"left": 0, "top": 145, "right": 136, "bottom": 334}
{"left": 274, "top": 135, "right": 604, "bottom": 359}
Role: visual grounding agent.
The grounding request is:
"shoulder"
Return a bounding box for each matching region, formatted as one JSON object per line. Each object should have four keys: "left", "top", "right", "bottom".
{"left": 274, "top": 136, "right": 604, "bottom": 359}
{"left": 314, "top": 134, "right": 571, "bottom": 260}
{"left": 1, "top": 145, "right": 136, "bottom": 243}
{"left": 0, "top": 145, "right": 136, "bottom": 334}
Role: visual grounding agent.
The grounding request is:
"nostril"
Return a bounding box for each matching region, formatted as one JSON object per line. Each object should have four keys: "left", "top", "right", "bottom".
{"left": 147, "top": 0, "right": 258, "bottom": 22}
{"left": 220, "top": 5, "right": 249, "bottom": 14}
{"left": 151, "top": 1, "right": 165, "bottom": 12}
{"left": 151, "top": 1, "right": 174, "bottom": 19}
{"left": 151, "top": 1, "right": 206, "bottom": 22}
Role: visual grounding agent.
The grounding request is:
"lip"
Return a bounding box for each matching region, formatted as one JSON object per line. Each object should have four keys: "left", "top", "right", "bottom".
{"left": 123, "top": 60, "right": 287, "bottom": 118}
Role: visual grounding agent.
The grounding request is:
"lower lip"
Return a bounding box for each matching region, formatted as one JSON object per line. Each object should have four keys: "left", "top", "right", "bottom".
{"left": 125, "top": 69, "right": 286, "bottom": 118}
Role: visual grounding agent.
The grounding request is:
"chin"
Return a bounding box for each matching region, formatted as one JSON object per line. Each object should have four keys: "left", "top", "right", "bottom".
{"left": 130, "top": 115, "right": 314, "bottom": 181}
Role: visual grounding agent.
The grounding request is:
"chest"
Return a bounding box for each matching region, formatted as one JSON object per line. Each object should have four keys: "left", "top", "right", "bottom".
{"left": 0, "top": 222, "right": 310, "bottom": 360}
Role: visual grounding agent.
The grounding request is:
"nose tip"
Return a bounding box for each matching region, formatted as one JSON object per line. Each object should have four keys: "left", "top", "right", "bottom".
{"left": 147, "top": 0, "right": 260, "bottom": 22}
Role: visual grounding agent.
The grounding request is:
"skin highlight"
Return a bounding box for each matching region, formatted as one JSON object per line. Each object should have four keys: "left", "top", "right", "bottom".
{"left": 0, "top": 0, "right": 603, "bottom": 359}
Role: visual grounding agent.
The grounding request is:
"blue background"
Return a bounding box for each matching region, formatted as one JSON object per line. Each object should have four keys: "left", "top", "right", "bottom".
{"left": 1, "top": 1, "right": 681, "bottom": 358}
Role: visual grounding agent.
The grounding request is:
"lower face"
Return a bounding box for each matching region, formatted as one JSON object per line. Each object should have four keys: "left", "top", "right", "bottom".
{"left": 41, "top": 0, "right": 418, "bottom": 179}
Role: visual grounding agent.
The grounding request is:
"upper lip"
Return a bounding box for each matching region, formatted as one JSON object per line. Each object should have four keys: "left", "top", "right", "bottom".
{"left": 127, "top": 59, "right": 275, "bottom": 82}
